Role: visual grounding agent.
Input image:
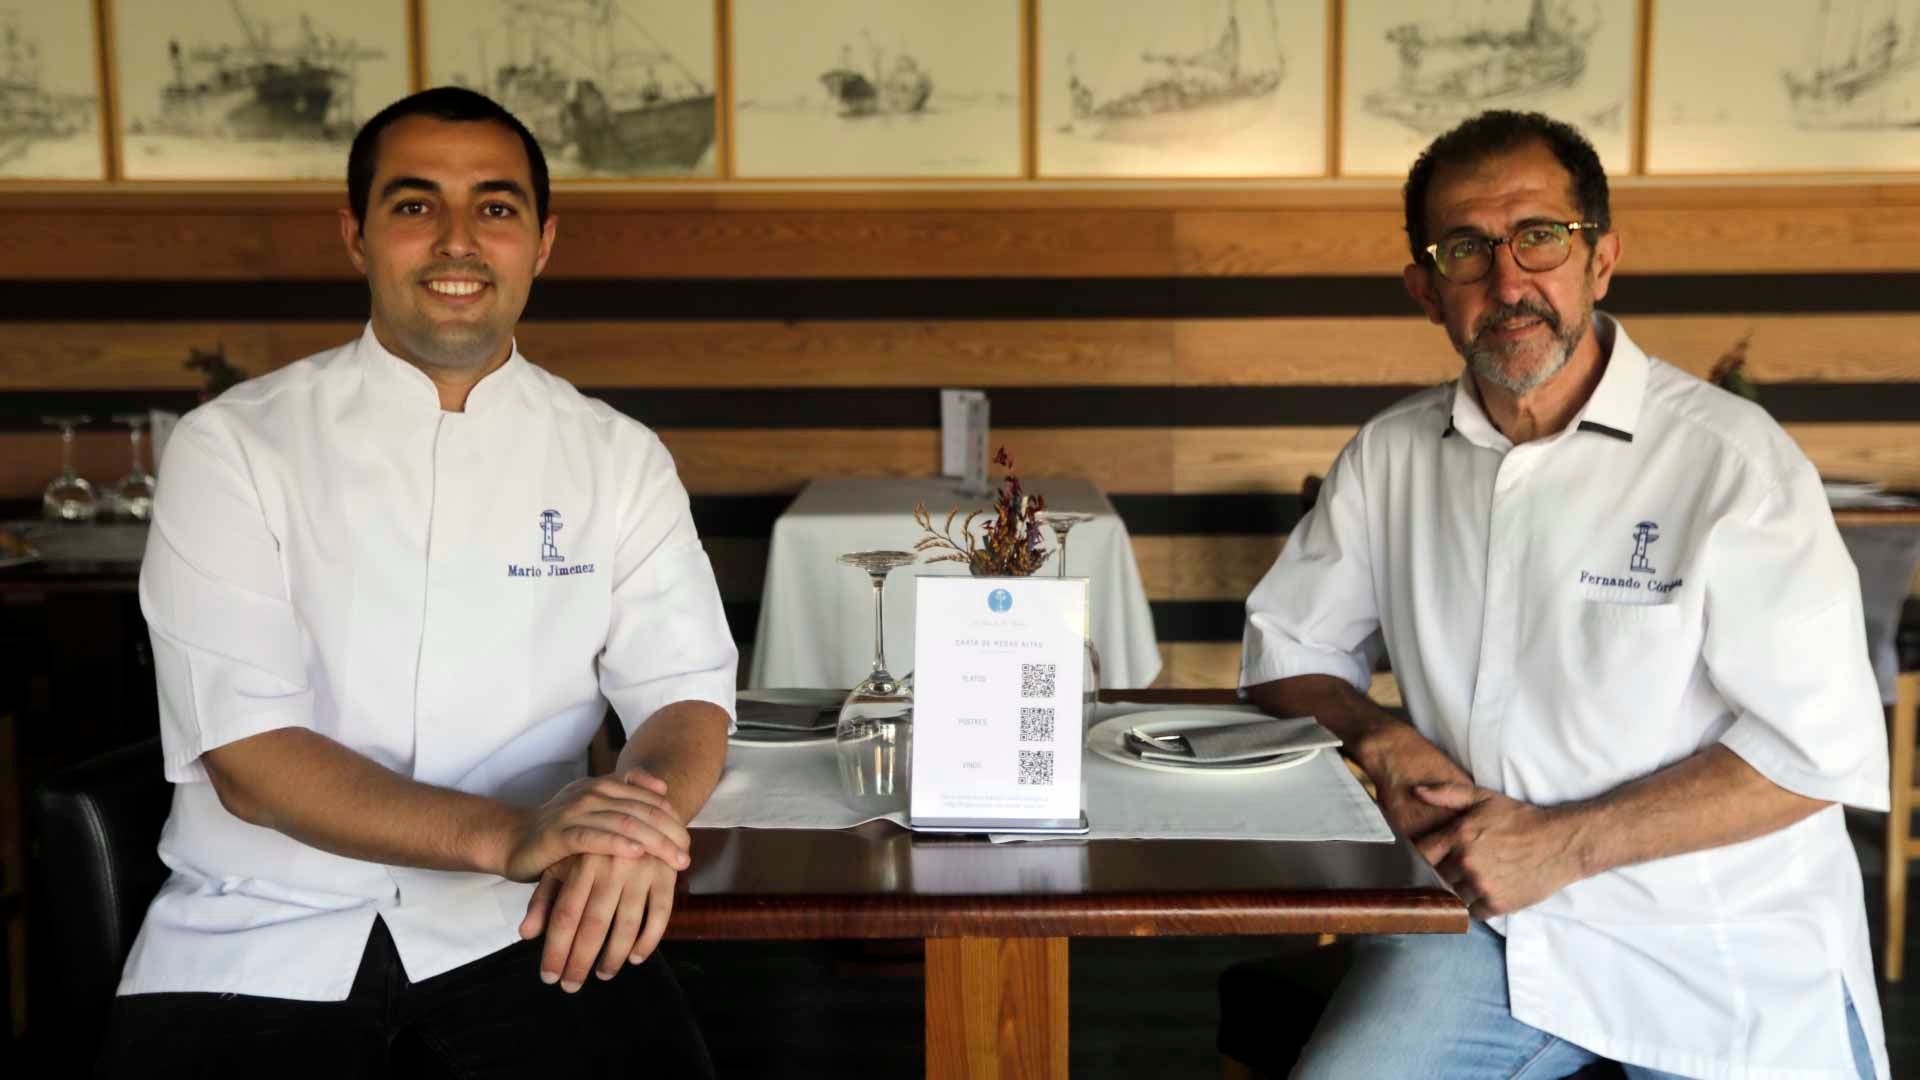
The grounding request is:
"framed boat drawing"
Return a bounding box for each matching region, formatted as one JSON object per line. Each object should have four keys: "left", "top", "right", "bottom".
{"left": 1035, "top": 0, "right": 1326, "bottom": 178}
{"left": 111, "top": 0, "right": 409, "bottom": 180}
{"left": 1647, "top": 0, "right": 1920, "bottom": 173}
{"left": 1340, "top": 0, "right": 1638, "bottom": 178}
{"left": 730, "top": 0, "right": 1022, "bottom": 179}
{"left": 0, "top": 1, "right": 106, "bottom": 180}
{"left": 423, "top": 0, "right": 718, "bottom": 179}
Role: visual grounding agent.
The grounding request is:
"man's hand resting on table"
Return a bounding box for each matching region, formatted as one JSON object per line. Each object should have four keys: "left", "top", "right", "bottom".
{"left": 1412, "top": 783, "right": 1586, "bottom": 919}
{"left": 1360, "top": 722, "right": 1477, "bottom": 843}
{"left": 518, "top": 768, "right": 685, "bottom": 992}
{"left": 502, "top": 769, "right": 691, "bottom": 883}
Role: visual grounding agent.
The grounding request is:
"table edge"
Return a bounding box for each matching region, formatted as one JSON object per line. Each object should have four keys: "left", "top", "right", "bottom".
{"left": 667, "top": 888, "right": 1467, "bottom": 940}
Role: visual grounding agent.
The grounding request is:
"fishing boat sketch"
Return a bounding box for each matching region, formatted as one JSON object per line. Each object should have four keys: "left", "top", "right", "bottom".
{"left": 462, "top": 0, "right": 714, "bottom": 172}
{"left": 1364, "top": 0, "right": 1610, "bottom": 135}
{"left": 1061, "top": 0, "right": 1284, "bottom": 144}
{"left": 133, "top": 0, "right": 382, "bottom": 141}
{"left": 820, "top": 33, "right": 933, "bottom": 117}
{"left": 0, "top": 11, "right": 97, "bottom": 168}
{"left": 1782, "top": 0, "right": 1920, "bottom": 128}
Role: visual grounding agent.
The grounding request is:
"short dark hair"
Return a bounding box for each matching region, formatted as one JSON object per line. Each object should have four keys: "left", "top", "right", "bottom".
{"left": 346, "top": 86, "right": 550, "bottom": 231}
{"left": 1402, "top": 110, "right": 1610, "bottom": 266}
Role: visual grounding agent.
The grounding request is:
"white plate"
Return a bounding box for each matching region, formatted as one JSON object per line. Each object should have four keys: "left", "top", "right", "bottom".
{"left": 1085, "top": 709, "right": 1321, "bottom": 776}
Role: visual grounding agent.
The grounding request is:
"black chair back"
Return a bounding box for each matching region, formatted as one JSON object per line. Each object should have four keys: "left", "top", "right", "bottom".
{"left": 29, "top": 736, "right": 170, "bottom": 1041}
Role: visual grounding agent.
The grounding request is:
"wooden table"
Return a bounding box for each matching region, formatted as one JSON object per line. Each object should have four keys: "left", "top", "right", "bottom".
{"left": 668, "top": 690, "right": 1465, "bottom": 1080}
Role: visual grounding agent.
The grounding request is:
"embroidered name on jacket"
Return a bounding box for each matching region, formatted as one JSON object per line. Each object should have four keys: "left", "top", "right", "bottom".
{"left": 507, "top": 509, "right": 596, "bottom": 578}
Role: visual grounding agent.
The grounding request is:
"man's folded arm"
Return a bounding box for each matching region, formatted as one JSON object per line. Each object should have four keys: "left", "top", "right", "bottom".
{"left": 144, "top": 414, "right": 688, "bottom": 883}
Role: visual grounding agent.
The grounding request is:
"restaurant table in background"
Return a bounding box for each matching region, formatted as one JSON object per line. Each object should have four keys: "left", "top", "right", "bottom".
{"left": 671, "top": 689, "right": 1464, "bottom": 1080}
{"left": 748, "top": 476, "right": 1161, "bottom": 690}
{"left": 1835, "top": 509, "right": 1920, "bottom": 704}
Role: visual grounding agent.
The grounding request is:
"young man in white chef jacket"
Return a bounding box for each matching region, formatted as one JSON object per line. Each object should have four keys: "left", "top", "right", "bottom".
{"left": 1243, "top": 110, "right": 1889, "bottom": 1079}
{"left": 104, "top": 87, "right": 735, "bottom": 1076}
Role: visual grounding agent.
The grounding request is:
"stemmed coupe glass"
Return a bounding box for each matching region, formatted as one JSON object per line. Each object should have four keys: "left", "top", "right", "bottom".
{"left": 1041, "top": 511, "right": 1094, "bottom": 577}
{"left": 41, "top": 415, "right": 99, "bottom": 522}
{"left": 833, "top": 549, "right": 918, "bottom": 807}
{"left": 110, "top": 413, "right": 157, "bottom": 521}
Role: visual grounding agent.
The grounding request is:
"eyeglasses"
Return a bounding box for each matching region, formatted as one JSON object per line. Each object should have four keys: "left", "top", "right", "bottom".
{"left": 1423, "top": 221, "right": 1602, "bottom": 284}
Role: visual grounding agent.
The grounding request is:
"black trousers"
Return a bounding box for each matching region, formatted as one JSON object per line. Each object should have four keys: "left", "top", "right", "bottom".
{"left": 98, "top": 917, "right": 715, "bottom": 1078}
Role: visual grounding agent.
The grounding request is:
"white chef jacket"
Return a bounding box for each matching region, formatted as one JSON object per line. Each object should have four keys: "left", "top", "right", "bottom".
{"left": 120, "top": 325, "right": 738, "bottom": 1001}
{"left": 1242, "top": 314, "right": 1890, "bottom": 1080}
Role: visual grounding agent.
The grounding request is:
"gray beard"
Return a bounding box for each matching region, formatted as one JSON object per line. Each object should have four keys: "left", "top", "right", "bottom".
{"left": 1460, "top": 303, "right": 1589, "bottom": 395}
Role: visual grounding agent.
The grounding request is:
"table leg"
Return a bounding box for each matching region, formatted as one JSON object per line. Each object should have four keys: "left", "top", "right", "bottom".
{"left": 925, "top": 936, "right": 1068, "bottom": 1080}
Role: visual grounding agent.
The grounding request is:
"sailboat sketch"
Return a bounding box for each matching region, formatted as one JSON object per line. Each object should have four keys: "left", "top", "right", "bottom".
{"left": 1782, "top": 0, "right": 1920, "bottom": 128}
{"left": 1364, "top": 0, "right": 1615, "bottom": 135}
{"left": 133, "top": 1, "right": 383, "bottom": 142}
{"left": 0, "top": 10, "right": 98, "bottom": 172}
{"left": 820, "top": 34, "right": 933, "bottom": 118}
{"left": 445, "top": 0, "right": 715, "bottom": 174}
{"left": 1061, "top": 0, "right": 1284, "bottom": 145}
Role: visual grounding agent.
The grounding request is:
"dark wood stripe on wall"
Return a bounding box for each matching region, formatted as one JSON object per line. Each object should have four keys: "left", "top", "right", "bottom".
{"left": 4, "top": 382, "right": 1916, "bottom": 433}
{"left": 6, "top": 273, "right": 1920, "bottom": 322}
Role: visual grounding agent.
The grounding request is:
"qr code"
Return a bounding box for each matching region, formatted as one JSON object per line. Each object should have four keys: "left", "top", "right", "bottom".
{"left": 1018, "top": 749, "right": 1055, "bottom": 786}
{"left": 1021, "top": 663, "right": 1057, "bottom": 699}
{"left": 1019, "top": 706, "right": 1055, "bottom": 743}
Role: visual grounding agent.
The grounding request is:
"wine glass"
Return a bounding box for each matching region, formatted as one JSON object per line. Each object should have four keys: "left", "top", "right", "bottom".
{"left": 1041, "top": 511, "right": 1094, "bottom": 578}
{"left": 110, "top": 413, "right": 157, "bottom": 521}
{"left": 834, "top": 549, "right": 918, "bottom": 807}
{"left": 41, "top": 415, "right": 99, "bottom": 523}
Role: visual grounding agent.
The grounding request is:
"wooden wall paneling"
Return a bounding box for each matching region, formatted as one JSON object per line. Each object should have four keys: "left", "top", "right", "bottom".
{"left": 654, "top": 428, "right": 1177, "bottom": 497}
{"left": 0, "top": 209, "right": 282, "bottom": 280}
{"left": 1789, "top": 425, "right": 1920, "bottom": 489}
{"left": 1176, "top": 315, "right": 1920, "bottom": 386}
{"left": 1173, "top": 208, "right": 1407, "bottom": 277}
{"left": 8, "top": 184, "right": 1917, "bottom": 281}
{"left": 1172, "top": 427, "right": 1355, "bottom": 495}
{"left": 1175, "top": 187, "right": 1920, "bottom": 277}
{"left": 547, "top": 209, "right": 1176, "bottom": 279}
{"left": 0, "top": 432, "right": 136, "bottom": 498}
{"left": 1616, "top": 204, "right": 1920, "bottom": 274}
{"left": 1167, "top": 535, "right": 1287, "bottom": 601}
{"left": 512, "top": 320, "right": 1175, "bottom": 388}
{"left": 6, "top": 314, "right": 1917, "bottom": 392}
{"left": 1174, "top": 425, "right": 1920, "bottom": 493}
{"left": 1617, "top": 315, "right": 1920, "bottom": 384}
{"left": 0, "top": 325, "right": 277, "bottom": 389}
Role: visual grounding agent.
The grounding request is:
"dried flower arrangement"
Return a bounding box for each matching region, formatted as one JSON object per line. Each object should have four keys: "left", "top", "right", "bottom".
{"left": 914, "top": 447, "right": 1051, "bottom": 576}
{"left": 1708, "top": 332, "right": 1762, "bottom": 406}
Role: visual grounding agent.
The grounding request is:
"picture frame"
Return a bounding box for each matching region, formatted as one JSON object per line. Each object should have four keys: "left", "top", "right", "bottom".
{"left": 1339, "top": 0, "right": 1639, "bottom": 178}
{"left": 0, "top": 1, "right": 108, "bottom": 180}
{"left": 110, "top": 0, "right": 410, "bottom": 181}
{"left": 422, "top": 0, "right": 721, "bottom": 180}
{"left": 1646, "top": 0, "right": 1920, "bottom": 174}
{"left": 730, "top": 0, "right": 1023, "bottom": 180}
{"left": 1034, "top": 0, "right": 1328, "bottom": 179}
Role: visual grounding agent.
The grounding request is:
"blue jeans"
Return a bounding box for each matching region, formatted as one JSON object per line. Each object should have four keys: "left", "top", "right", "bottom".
{"left": 1291, "top": 920, "right": 1873, "bottom": 1080}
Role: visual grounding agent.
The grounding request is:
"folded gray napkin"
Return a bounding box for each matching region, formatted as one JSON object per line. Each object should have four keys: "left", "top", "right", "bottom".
{"left": 1128, "top": 716, "right": 1341, "bottom": 765}
{"left": 735, "top": 699, "right": 839, "bottom": 732}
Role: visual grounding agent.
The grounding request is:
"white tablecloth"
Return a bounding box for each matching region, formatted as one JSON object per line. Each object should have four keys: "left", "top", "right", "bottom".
{"left": 693, "top": 704, "right": 1392, "bottom": 844}
{"left": 1838, "top": 522, "right": 1920, "bottom": 705}
{"left": 747, "top": 476, "right": 1161, "bottom": 689}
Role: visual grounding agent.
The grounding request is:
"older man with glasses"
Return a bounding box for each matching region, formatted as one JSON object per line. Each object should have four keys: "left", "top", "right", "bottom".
{"left": 1240, "top": 110, "right": 1890, "bottom": 1079}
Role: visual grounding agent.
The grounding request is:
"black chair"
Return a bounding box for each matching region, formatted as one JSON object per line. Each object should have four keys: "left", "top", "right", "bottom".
{"left": 28, "top": 736, "right": 171, "bottom": 1045}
